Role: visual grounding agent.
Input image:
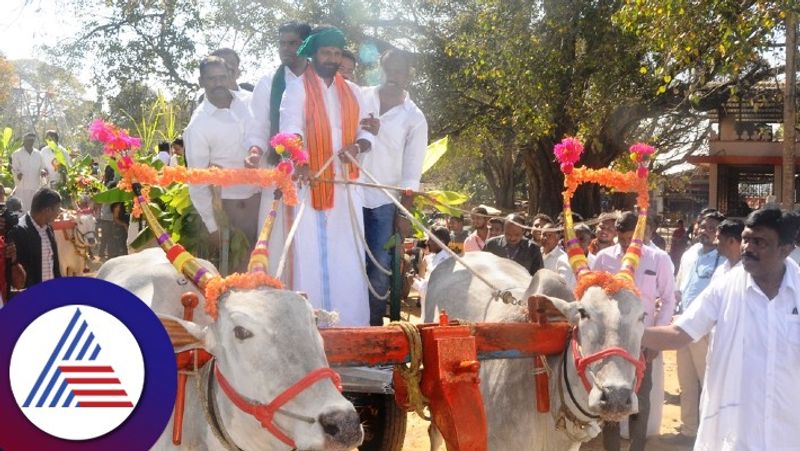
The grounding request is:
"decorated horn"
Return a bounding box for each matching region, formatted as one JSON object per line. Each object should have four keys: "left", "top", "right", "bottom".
{"left": 132, "top": 183, "right": 216, "bottom": 290}
{"left": 615, "top": 143, "right": 653, "bottom": 283}
{"left": 248, "top": 189, "right": 283, "bottom": 273}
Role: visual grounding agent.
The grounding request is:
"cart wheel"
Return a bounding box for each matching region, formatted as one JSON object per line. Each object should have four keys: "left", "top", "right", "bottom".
{"left": 345, "top": 392, "right": 407, "bottom": 451}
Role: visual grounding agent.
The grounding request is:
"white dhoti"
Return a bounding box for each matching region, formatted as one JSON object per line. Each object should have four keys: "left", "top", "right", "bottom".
{"left": 290, "top": 180, "right": 369, "bottom": 327}
{"left": 15, "top": 189, "right": 37, "bottom": 213}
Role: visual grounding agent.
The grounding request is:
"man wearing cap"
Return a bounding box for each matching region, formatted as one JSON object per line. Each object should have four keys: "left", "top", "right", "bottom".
{"left": 278, "top": 26, "right": 377, "bottom": 326}
{"left": 591, "top": 211, "right": 676, "bottom": 451}
{"left": 11, "top": 132, "right": 47, "bottom": 212}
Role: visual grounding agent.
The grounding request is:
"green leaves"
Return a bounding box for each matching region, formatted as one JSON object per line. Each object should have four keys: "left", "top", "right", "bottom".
{"left": 93, "top": 188, "right": 134, "bottom": 204}
{"left": 421, "top": 136, "right": 449, "bottom": 174}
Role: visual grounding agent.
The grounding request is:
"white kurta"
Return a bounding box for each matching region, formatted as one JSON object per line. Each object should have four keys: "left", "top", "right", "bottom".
{"left": 676, "top": 259, "right": 800, "bottom": 450}
{"left": 279, "top": 75, "right": 375, "bottom": 326}
{"left": 11, "top": 147, "right": 46, "bottom": 212}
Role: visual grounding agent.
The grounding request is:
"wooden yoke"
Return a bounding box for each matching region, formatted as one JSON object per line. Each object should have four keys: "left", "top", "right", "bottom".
{"left": 419, "top": 311, "right": 487, "bottom": 451}
{"left": 528, "top": 295, "right": 566, "bottom": 414}
{"left": 172, "top": 292, "right": 212, "bottom": 446}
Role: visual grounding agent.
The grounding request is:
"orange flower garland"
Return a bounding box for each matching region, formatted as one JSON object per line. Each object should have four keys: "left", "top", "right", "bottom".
{"left": 563, "top": 167, "right": 649, "bottom": 211}
{"left": 204, "top": 272, "right": 285, "bottom": 320}
{"left": 574, "top": 271, "right": 640, "bottom": 301}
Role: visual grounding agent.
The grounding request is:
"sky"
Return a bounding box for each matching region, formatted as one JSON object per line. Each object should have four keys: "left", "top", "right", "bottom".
{"left": 0, "top": 1, "right": 78, "bottom": 61}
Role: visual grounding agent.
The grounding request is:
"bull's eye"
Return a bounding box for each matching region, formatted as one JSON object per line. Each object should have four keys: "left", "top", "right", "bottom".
{"left": 639, "top": 313, "right": 647, "bottom": 322}
{"left": 577, "top": 307, "right": 590, "bottom": 320}
{"left": 234, "top": 325, "right": 253, "bottom": 340}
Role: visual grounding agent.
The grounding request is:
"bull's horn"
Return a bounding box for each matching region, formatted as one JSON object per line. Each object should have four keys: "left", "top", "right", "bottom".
{"left": 132, "top": 183, "right": 215, "bottom": 290}
{"left": 562, "top": 202, "right": 591, "bottom": 279}
{"left": 616, "top": 208, "right": 648, "bottom": 283}
{"left": 248, "top": 189, "right": 283, "bottom": 274}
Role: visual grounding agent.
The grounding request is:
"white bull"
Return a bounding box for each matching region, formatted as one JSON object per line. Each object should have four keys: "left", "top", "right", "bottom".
{"left": 425, "top": 253, "right": 645, "bottom": 451}
{"left": 54, "top": 211, "right": 97, "bottom": 276}
{"left": 97, "top": 248, "right": 363, "bottom": 451}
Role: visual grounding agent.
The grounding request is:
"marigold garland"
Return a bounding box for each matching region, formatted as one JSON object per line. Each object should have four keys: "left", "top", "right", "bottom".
{"left": 204, "top": 272, "right": 285, "bottom": 320}
{"left": 574, "top": 271, "right": 640, "bottom": 301}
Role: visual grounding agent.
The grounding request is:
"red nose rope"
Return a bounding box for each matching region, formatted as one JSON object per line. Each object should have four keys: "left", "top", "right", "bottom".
{"left": 571, "top": 329, "right": 646, "bottom": 393}
{"left": 213, "top": 364, "right": 342, "bottom": 448}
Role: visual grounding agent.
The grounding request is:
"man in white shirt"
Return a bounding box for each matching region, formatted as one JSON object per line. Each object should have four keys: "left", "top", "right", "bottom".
{"left": 244, "top": 22, "right": 312, "bottom": 248}
{"left": 671, "top": 210, "right": 725, "bottom": 445}
{"left": 643, "top": 206, "right": 800, "bottom": 451}
{"left": 412, "top": 226, "right": 451, "bottom": 316}
{"left": 540, "top": 221, "right": 566, "bottom": 271}
{"left": 156, "top": 141, "right": 171, "bottom": 166}
{"left": 40, "top": 130, "right": 72, "bottom": 188}
{"left": 558, "top": 222, "right": 593, "bottom": 290}
{"left": 184, "top": 56, "right": 261, "bottom": 261}
{"left": 592, "top": 211, "right": 676, "bottom": 451}
{"left": 360, "top": 49, "right": 428, "bottom": 325}
{"left": 278, "top": 26, "right": 376, "bottom": 326}
{"left": 11, "top": 132, "right": 46, "bottom": 212}
{"left": 712, "top": 218, "right": 744, "bottom": 279}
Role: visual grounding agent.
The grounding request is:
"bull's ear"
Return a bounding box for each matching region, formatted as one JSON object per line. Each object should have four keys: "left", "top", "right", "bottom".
{"left": 534, "top": 295, "right": 581, "bottom": 325}
{"left": 159, "top": 314, "right": 215, "bottom": 353}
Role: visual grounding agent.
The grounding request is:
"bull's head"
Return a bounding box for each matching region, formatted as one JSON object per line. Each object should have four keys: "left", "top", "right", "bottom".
{"left": 134, "top": 185, "right": 363, "bottom": 450}
{"left": 75, "top": 212, "right": 97, "bottom": 247}
{"left": 550, "top": 138, "right": 654, "bottom": 420}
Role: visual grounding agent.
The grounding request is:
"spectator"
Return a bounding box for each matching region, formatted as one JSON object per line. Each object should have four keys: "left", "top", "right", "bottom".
{"left": 109, "top": 200, "right": 129, "bottom": 258}
{"left": 170, "top": 138, "right": 185, "bottom": 167}
{"left": 40, "top": 130, "right": 72, "bottom": 188}
{"left": 448, "top": 215, "right": 468, "bottom": 254}
{"left": 712, "top": 218, "right": 744, "bottom": 279}
{"left": 413, "top": 226, "right": 451, "bottom": 313}
{"left": 588, "top": 211, "right": 618, "bottom": 256}
{"left": 670, "top": 210, "right": 725, "bottom": 446}
{"left": 643, "top": 206, "right": 800, "bottom": 450}
{"left": 11, "top": 132, "right": 46, "bottom": 212}
{"left": 483, "top": 214, "right": 544, "bottom": 276}
{"left": 8, "top": 188, "right": 62, "bottom": 288}
{"left": 464, "top": 207, "right": 489, "bottom": 252}
{"left": 592, "top": 211, "right": 676, "bottom": 451}
{"left": 559, "top": 223, "right": 594, "bottom": 290}
{"left": 669, "top": 219, "right": 689, "bottom": 267}
{"left": 647, "top": 216, "right": 667, "bottom": 250}
{"left": 156, "top": 141, "right": 171, "bottom": 166}
{"left": 488, "top": 217, "right": 504, "bottom": 239}
{"left": 540, "top": 221, "right": 566, "bottom": 271}
{"left": 530, "top": 213, "right": 554, "bottom": 246}
{"left": 340, "top": 49, "right": 357, "bottom": 82}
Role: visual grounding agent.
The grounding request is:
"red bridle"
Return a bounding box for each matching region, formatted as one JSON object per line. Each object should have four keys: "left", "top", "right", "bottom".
{"left": 213, "top": 364, "right": 342, "bottom": 448}
{"left": 571, "top": 328, "right": 646, "bottom": 393}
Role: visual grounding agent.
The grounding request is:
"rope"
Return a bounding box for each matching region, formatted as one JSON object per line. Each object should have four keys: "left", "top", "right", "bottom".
{"left": 275, "top": 153, "right": 338, "bottom": 281}
{"left": 313, "top": 177, "right": 607, "bottom": 233}
{"left": 344, "top": 183, "right": 390, "bottom": 301}
{"left": 389, "top": 321, "right": 429, "bottom": 419}
{"left": 342, "top": 153, "right": 517, "bottom": 304}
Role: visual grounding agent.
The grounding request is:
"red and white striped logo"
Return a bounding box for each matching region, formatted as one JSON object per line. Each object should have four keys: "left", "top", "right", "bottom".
{"left": 9, "top": 305, "right": 144, "bottom": 440}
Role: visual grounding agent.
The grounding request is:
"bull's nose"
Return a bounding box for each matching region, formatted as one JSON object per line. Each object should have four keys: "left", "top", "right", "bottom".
{"left": 599, "top": 385, "right": 633, "bottom": 411}
{"left": 318, "top": 408, "right": 363, "bottom": 447}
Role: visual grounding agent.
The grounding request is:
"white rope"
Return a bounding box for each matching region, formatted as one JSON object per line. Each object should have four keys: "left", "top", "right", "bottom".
{"left": 344, "top": 182, "right": 390, "bottom": 300}
{"left": 275, "top": 153, "right": 338, "bottom": 281}
{"left": 343, "top": 152, "right": 516, "bottom": 303}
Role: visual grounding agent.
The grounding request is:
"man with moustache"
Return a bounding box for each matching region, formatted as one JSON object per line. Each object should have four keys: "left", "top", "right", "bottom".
{"left": 278, "top": 26, "right": 377, "bottom": 326}
{"left": 184, "top": 56, "right": 260, "bottom": 259}
{"left": 588, "top": 211, "right": 618, "bottom": 257}
{"left": 359, "top": 49, "right": 428, "bottom": 325}
{"left": 339, "top": 49, "right": 357, "bottom": 82}
{"left": 642, "top": 206, "right": 800, "bottom": 450}
{"left": 669, "top": 210, "right": 726, "bottom": 446}
{"left": 464, "top": 207, "right": 490, "bottom": 252}
{"left": 483, "top": 214, "right": 544, "bottom": 276}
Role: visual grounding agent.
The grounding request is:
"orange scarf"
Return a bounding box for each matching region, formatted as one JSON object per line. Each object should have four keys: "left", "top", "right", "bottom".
{"left": 303, "top": 66, "right": 360, "bottom": 210}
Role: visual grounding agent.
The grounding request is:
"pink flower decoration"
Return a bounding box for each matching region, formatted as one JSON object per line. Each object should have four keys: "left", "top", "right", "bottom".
{"left": 554, "top": 137, "right": 584, "bottom": 173}
{"left": 89, "top": 119, "right": 115, "bottom": 143}
{"left": 629, "top": 143, "right": 655, "bottom": 163}
{"left": 276, "top": 160, "right": 294, "bottom": 175}
{"left": 290, "top": 148, "right": 309, "bottom": 165}
{"left": 637, "top": 167, "right": 649, "bottom": 178}
{"left": 117, "top": 156, "right": 134, "bottom": 170}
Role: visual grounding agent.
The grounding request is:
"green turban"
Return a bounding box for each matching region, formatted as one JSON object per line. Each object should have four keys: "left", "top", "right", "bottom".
{"left": 296, "top": 28, "right": 346, "bottom": 58}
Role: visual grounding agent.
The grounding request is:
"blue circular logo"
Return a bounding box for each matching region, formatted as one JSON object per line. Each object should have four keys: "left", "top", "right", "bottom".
{"left": 0, "top": 278, "right": 177, "bottom": 450}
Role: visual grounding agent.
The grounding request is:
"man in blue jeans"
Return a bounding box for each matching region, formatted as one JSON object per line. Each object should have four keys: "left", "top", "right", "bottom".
{"left": 361, "top": 49, "right": 428, "bottom": 325}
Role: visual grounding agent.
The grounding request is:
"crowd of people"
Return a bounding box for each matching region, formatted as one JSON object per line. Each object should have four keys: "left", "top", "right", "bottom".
{"left": 409, "top": 204, "right": 800, "bottom": 451}
{"left": 2, "top": 19, "right": 799, "bottom": 451}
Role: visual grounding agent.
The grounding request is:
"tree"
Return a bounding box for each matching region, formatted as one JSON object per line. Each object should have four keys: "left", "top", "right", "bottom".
{"left": 0, "top": 54, "right": 16, "bottom": 107}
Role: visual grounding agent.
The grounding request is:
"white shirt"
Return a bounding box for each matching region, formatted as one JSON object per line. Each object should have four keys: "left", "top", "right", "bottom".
{"left": 542, "top": 245, "right": 566, "bottom": 272}
{"left": 592, "top": 243, "right": 676, "bottom": 327}
{"left": 248, "top": 68, "right": 304, "bottom": 154}
{"left": 157, "top": 150, "right": 171, "bottom": 166}
{"left": 40, "top": 144, "right": 72, "bottom": 185}
{"left": 676, "top": 260, "right": 800, "bottom": 450}
{"left": 359, "top": 86, "right": 428, "bottom": 209}
{"left": 712, "top": 259, "right": 741, "bottom": 280}
{"left": 11, "top": 147, "right": 46, "bottom": 191}
{"left": 557, "top": 252, "right": 577, "bottom": 290}
{"left": 184, "top": 93, "right": 259, "bottom": 233}
{"left": 30, "top": 214, "right": 55, "bottom": 282}
{"left": 413, "top": 249, "right": 451, "bottom": 300}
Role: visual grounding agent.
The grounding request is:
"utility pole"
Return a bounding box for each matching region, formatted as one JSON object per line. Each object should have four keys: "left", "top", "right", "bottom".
{"left": 783, "top": 11, "right": 797, "bottom": 209}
